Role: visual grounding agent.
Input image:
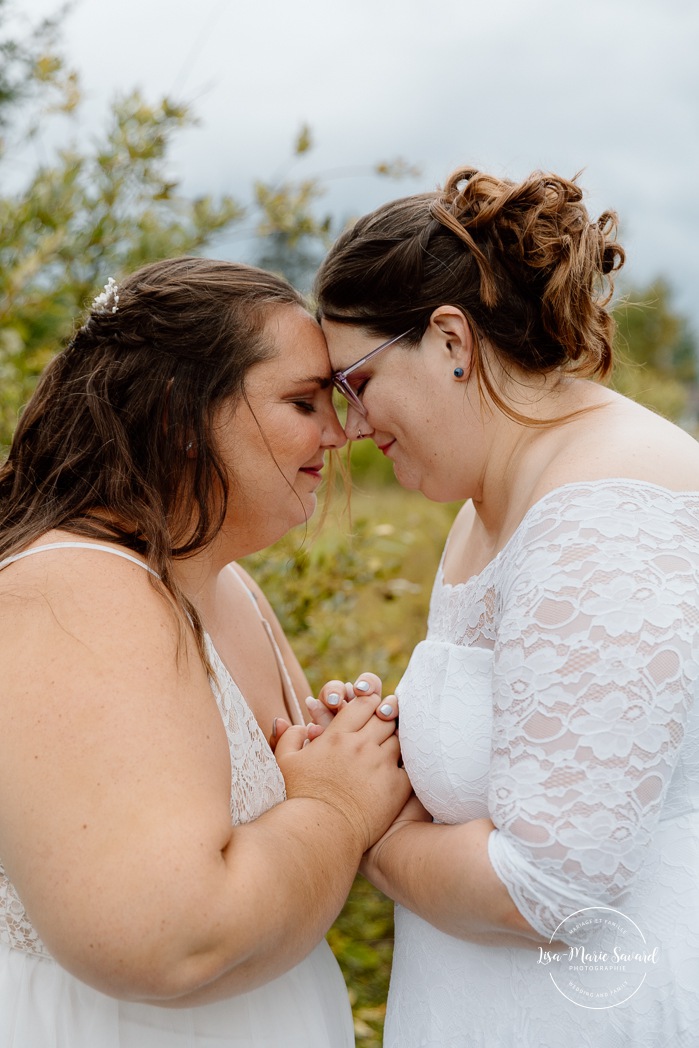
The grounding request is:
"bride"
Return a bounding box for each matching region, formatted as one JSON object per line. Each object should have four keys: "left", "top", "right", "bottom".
{"left": 0, "top": 257, "right": 410, "bottom": 1047}
{"left": 315, "top": 167, "right": 699, "bottom": 1047}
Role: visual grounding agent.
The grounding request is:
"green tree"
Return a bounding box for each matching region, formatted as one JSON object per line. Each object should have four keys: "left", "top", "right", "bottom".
{"left": 612, "top": 281, "right": 698, "bottom": 426}
{"left": 0, "top": 0, "right": 76, "bottom": 132}
{"left": 252, "top": 125, "right": 419, "bottom": 292}
{"left": 0, "top": 4, "right": 416, "bottom": 450}
{"left": 0, "top": 1, "right": 244, "bottom": 445}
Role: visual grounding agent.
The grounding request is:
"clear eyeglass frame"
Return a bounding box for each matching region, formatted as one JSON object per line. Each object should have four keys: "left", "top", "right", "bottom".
{"left": 332, "top": 328, "right": 414, "bottom": 416}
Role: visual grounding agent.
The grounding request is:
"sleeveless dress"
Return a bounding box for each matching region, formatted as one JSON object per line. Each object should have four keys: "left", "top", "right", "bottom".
{"left": 0, "top": 543, "right": 354, "bottom": 1048}
{"left": 385, "top": 480, "right": 699, "bottom": 1047}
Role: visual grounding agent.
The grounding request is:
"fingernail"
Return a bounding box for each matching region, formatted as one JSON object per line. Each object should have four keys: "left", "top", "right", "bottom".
{"left": 327, "top": 692, "right": 341, "bottom": 707}
{"left": 305, "top": 696, "right": 321, "bottom": 711}
{"left": 378, "top": 703, "right": 395, "bottom": 716}
{"left": 303, "top": 738, "right": 310, "bottom": 748}
{"left": 355, "top": 680, "right": 371, "bottom": 693}
{"left": 272, "top": 717, "right": 278, "bottom": 738}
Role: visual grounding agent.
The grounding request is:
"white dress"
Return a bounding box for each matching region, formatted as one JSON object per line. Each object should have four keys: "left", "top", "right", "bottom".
{"left": 386, "top": 480, "right": 699, "bottom": 1047}
{"left": 0, "top": 544, "right": 354, "bottom": 1048}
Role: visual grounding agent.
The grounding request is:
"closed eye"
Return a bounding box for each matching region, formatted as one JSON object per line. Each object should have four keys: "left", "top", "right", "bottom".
{"left": 346, "top": 372, "right": 369, "bottom": 396}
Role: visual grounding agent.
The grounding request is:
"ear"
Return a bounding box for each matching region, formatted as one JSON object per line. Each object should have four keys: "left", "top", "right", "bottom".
{"left": 427, "top": 306, "right": 474, "bottom": 373}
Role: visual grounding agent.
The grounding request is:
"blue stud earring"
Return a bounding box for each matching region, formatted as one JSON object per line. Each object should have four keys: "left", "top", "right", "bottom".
{"left": 453, "top": 367, "right": 464, "bottom": 378}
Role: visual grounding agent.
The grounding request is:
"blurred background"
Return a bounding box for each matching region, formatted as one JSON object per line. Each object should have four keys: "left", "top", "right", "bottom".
{"left": 2, "top": 1, "right": 697, "bottom": 1042}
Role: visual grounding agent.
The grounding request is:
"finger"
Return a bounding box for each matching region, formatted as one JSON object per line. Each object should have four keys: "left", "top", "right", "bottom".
{"left": 317, "top": 680, "right": 348, "bottom": 713}
{"left": 268, "top": 716, "right": 291, "bottom": 752}
{"left": 273, "top": 724, "right": 309, "bottom": 757}
{"left": 327, "top": 689, "right": 398, "bottom": 736}
{"left": 306, "top": 722, "right": 325, "bottom": 742}
{"left": 304, "top": 696, "right": 335, "bottom": 729}
{"left": 379, "top": 734, "right": 403, "bottom": 760}
{"left": 352, "top": 672, "right": 382, "bottom": 699}
{"left": 375, "top": 694, "right": 398, "bottom": 722}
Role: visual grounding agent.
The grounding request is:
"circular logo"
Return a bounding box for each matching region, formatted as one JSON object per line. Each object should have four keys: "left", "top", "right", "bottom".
{"left": 536, "top": 906, "right": 660, "bottom": 1010}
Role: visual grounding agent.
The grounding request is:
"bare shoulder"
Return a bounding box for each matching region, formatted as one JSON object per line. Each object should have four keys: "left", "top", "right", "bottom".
{"left": 537, "top": 388, "right": 699, "bottom": 499}
{"left": 225, "top": 562, "right": 288, "bottom": 639}
{"left": 0, "top": 533, "right": 178, "bottom": 662}
{"left": 217, "top": 561, "right": 280, "bottom": 631}
{"left": 228, "top": 561, "right": 266, "bottom": 608}
{"left": 0, "top": 535, "right": 218, "bottom": 759}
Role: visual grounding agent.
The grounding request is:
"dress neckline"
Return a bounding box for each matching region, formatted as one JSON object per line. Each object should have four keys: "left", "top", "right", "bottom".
{"left": 438, "top": 476, "right": 699, "bottom": 593}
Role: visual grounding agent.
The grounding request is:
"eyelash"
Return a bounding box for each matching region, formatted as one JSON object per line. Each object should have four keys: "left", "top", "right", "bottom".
{"left": 293, "top": 400, "right": 316, "bottom": 414}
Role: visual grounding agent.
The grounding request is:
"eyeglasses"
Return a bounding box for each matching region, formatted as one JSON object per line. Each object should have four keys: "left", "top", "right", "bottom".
{"left": 332, "top": 329, "right": 414, "bottom": 416}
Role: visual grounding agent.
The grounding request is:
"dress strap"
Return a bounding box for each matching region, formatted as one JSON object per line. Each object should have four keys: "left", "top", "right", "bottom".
{"left": 0, "top": 542, "right": 159, "bottom": 577}
{"left": 228, "top": 565, "right": 306, "bottom": 726}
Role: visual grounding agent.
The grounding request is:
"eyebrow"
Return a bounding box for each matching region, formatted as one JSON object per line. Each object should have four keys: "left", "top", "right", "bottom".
{"left": 289, "top": 375, "right": 332, "bottom": 389}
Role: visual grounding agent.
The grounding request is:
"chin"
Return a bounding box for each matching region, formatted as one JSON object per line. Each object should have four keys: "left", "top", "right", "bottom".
{"left": 392, "top": 461, "right": 420, "bottom": 492}
{"left": 418, "top": 479, "right": 463, "bottom": 503}
{"left": 398, "top": 469, "right": 456, "bottom": 503}
{"left": 286, "top": 492, "right": 317, "bottom": 531}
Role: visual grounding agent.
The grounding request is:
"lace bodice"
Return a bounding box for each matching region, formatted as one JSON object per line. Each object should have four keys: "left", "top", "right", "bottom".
{"left": 387, "top": 479, "right": 699, "bottom": 1046}
{"left": 398, "top": 480, "right": 699, "bottom": 938}
{"left": 0, "top": 544, "right": 286, "bottom": 959}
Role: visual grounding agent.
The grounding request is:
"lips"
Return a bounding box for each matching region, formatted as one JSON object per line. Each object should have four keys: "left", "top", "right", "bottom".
{"left": 299, "top": 463, "right": 324, "bottom": 478}
{"left": 377, "top": 440, "right": 395, "bottom": 456}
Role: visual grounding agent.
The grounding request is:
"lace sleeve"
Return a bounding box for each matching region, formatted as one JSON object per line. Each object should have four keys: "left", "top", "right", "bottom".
{"left": 486, "top": 484, "right": 699, "bottom": 940}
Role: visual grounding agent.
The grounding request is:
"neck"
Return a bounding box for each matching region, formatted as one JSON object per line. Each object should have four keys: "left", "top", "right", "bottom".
{"left": 170, "top": 533, "right": 240, "bottom": 615}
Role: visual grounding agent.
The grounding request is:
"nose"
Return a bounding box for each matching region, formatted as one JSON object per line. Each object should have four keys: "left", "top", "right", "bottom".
{"left": 344, "top": 402, "right": 372, "bottom": 441}
{"left": 323, "top": 405, "right": 348, "bottom": 450}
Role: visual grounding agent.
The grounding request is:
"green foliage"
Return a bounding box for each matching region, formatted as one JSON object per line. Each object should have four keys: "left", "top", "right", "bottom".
{"left": 244, "top": 488, "right": 458, "bottom": 690}
{"left": 244, "top": 488, "right": 459, "bottom": 1047}
{"left": 253, "top": 123, "right": 420, "bottom": 292}
{"left": 0, "top": 0, "right": 76, "bottom": 137}
{"left": 327, "top": 875, "right": 396, "bottom": 1047}
{"left": 612, "top": 281, "right": 698, "bottom": 424}
{"left": 0, "top": 2, "right": 418, "bottom": 446}
{"left": 0, "top": 80, "right": 242, "bottom": 445}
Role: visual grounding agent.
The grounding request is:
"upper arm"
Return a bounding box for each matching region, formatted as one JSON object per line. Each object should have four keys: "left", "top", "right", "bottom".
{"left": 488, "top": 494, "right": 699, "bottom": 934}
{"left": 0, "top": 553, "right": 233, "bottom": 985}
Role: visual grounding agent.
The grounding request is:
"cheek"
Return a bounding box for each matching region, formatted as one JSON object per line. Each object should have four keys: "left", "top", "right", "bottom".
{"left": 282, "top": 417, "right": 321, "bottom": 467}
{"left": 364, "top": 380, "right": 393, "bottom": 419}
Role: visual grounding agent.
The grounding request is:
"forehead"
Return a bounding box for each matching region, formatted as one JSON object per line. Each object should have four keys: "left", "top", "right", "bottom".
{"left": 261, "top": 304, "right": 331, "bottom": 375}
{"left": 320, "top": 319, "right": 377, "bottom": 368}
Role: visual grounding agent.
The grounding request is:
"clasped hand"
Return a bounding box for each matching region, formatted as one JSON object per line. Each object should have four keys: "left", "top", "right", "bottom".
{"left": 269, "top": 672, "right": 397, "bottom": 747}
{"left": 272, "top": 674, "right": 411, "bottom": 854}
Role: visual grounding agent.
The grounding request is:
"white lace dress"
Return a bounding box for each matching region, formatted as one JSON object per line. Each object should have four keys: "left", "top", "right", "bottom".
{"left": 385, "top": 480, "right": 699, "bottom": 1047}
{"left": 0, "top": 544, "right": 354, "bottom": 1048}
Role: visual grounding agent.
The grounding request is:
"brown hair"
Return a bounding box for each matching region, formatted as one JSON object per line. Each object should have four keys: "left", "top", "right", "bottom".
{"left": 314, "top": 167, "right": 625, "bottom": 422}
{"left": 0, "top": 256, "right": 306, "bottom": 664}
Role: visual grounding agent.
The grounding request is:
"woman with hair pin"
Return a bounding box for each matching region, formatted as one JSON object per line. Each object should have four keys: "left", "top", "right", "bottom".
{"left": 0, "top": 257, "right": 410, "bottom": 1047}
{"left": 314, "top": 169, "right": 699, "bottom": 1046}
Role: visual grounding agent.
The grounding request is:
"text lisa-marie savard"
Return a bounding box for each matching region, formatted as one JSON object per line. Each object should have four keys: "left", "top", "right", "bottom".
{"left": 537, "top": 946, "right": 659, "bottom": 970}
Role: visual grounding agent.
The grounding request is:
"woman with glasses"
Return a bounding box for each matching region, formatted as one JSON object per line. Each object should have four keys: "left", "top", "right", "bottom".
{"left": 0, "top": 257, "right": 410, "bottom": 1048}
{"left": 314, "top": 168, "right": 699, "bottom": 1047}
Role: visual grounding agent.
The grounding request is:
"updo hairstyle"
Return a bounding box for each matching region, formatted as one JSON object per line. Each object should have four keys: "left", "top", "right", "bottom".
{"left": 314, "top": 167, "right": 625, "bottom": 419}
{"left": 0, "top": 256, "right": 306, "bottom": 663}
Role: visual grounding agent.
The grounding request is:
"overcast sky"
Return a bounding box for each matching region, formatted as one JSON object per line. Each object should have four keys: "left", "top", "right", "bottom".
{"left": 19, "top": 0, "right": 699, "bottom": 332}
